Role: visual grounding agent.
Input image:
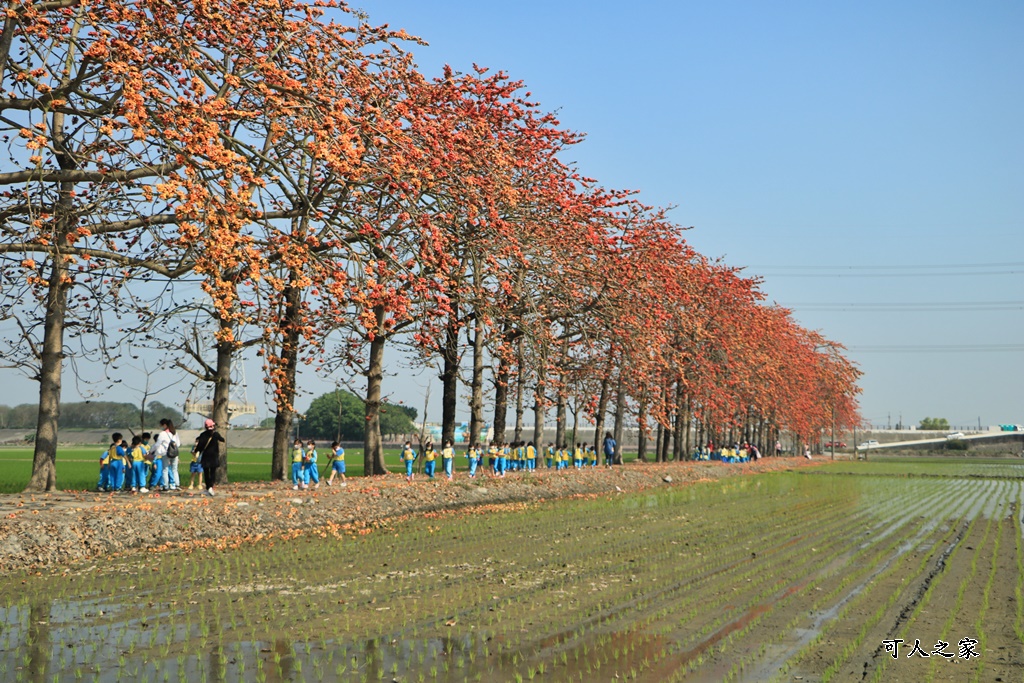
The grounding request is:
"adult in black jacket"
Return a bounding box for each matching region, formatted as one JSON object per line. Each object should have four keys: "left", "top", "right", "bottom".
{"left": 196, "top": 418, "right": 225, "bottom": 496}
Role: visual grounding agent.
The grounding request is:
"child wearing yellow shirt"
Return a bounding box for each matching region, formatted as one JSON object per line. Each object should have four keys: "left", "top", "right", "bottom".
{"left": 402, "top": 441, "right": 417, "bottom": 482}
{"left": 423, "top": 442, "right": 437, "bottom": 479}
{"left": 291, "top": 438, "right": 306, "bottom": 490}
{"left": 442, "top": 440, "right": 455, "bottom": 480}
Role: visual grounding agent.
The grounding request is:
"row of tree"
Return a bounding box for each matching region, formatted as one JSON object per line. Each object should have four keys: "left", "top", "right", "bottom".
{"left": 0, "top": 401, "right": 183, "bottom": 431}
{"left": 299, "top": 390, "right": 417, "bottom": 442}
{"left": 0, "top": 0, "right": 861, "bottom": 491}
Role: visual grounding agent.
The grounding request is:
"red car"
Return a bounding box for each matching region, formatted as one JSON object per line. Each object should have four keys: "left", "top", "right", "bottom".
{"left": 824, "top": 441, "right": 847, "bottom": 448}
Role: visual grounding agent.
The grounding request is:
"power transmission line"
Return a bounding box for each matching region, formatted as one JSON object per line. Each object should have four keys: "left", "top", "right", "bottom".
{"left": 848, "top": 344, "right": 1024, "bottom": 353}
{"left": 783, "top": 301, "right": 1024, "bottom": 312}
{"left": 758, "top": 270, "right": 1023, "bottom": 278}
{"left": 747, "top": 261, "right": 1024, "bottom": 278}
{"left": 747, "top": 261, "right": 1024, "bottom": 270}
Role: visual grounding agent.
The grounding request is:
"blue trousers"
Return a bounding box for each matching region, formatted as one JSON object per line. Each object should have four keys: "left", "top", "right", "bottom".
{"left": 424, "top": 460, "right": 435, "bottom": 478}
{"left": 303, "top": 462, "right": 319, "bottom": 485}
{"left": 131, "top": 461, "right": 147, "bottom": 489}
{"left": 108, "top": 461, "right": 125, "bottom": 490}
{"left": 405, "top": 459, "right": 415, "bottom": 477}
{"left": 291, "top": 462, "right": 303, "bottom": 485}
{"left": 149, "top": 460, "right": 163, "bottom": 489}
{"left": 468, "top": 458, "right": 478, "bottom": 477}
{"left": 443, "top": 458, "right": 453, "bottom": 477}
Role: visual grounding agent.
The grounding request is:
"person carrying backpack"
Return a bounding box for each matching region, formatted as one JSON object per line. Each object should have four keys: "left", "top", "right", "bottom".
{"left": 154, "top": 419, "right": 182, "bottom": 491}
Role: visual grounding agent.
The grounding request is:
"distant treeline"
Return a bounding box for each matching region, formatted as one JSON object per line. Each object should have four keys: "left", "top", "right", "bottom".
{"left": 0, "top": 401, "right": 184, "bottom": 430}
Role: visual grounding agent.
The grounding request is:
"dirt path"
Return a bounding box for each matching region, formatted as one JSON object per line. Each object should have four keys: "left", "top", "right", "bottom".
{"left": 0, "top": 458, "right": 813, "bottom": 573}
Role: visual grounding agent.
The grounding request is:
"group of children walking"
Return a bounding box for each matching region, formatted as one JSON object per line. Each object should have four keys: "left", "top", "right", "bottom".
{"left": 98, "top": 426, "right": 611, "bottom": 493}
{"left": 97, "top": 420, "right": 199, "bottom": 493}
{"left": 401, "top": 439, "right": 603, "bottom": 482}
{"left": 290, "top": 439, "right": 348, "bottom": 490}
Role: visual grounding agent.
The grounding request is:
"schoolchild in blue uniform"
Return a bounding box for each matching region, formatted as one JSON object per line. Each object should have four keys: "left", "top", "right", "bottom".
{"left": 402, "top": 441, "right": 416, "bottom": 481}
{"left": 99, "top": 433, "right": 126, "bottom": 491}
{"left": 423, "top": 442, "right": 437, "bottom": 479}
{"left": 290, "top": 438, "right": 305, "bottom": 490}
{"left": 97, "top": 447, "right": 109, "bottom": 491}
{"left": 326, "top": 441, "right": 346, "bottom": 487}
{"left": 303, "top": 440, "right": 320, "bottom": 489}
{"left": 128, "top": 435, "right": 148, "bottom": 492}
{"left": 496, "top": 443, "right": 508, "bottom": 477}
{"left": 147, "top": 453, "right": 163, "bottom": 491}
{"left": 442, "top": 439, "right": 455, "bottom": 480}
{"left": 141, "top": 432, "right": 163, "bottom": 491}
{"left": 187, "top": 436, "right": 204, "bottom": 490}
{"left": 466, "top": 443, "right": 479, "bottom": 478}
{"left": 526, "top": 441, "right": 536, "bottom": 471}
{"left": 545, "top": 443, "right": 554, "bottom": 469}
{"left": 488, "top": 443, "right": 498, "bottom": 475}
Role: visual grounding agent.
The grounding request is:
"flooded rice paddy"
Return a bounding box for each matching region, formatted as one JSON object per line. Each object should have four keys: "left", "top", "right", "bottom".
{"left": 2, "top": 459, "right": 1023, "bottom": 682}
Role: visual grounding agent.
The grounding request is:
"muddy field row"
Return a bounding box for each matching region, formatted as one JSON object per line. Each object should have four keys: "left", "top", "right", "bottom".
{"left": 1, "top": 462, "right": 1023, "bottom": 682}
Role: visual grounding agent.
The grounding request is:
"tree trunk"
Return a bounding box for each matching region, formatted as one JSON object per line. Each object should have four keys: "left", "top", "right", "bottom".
{"left": 593, "top": 372, "right": 611, "bottom": 453}
{"left": 271, "top": 281, "right": 302, "bottom": 480}
{"left": 26, "top": 104, "right": 76, "bottom": 493}
{"left": 612, "top": 374, "right": 625, "bottom": 464}
{"left": 532, "top": 345, "right": 547, "bottom": 448}
{"left": 513, "top": 338, "right": 525, "bottom": 442}
{"left": 532, "top": 379, "right": 545, "bottom": 450}
{"left": 212, "top": 323, "right": 233, "bottom": 485}
{"left": 672, "top": 383, "right": 685, "bottom": 461}
{"left": 439, "top": 305, "right": 460, "bottom": 447}
{"left": 637, "top": 392, "right": 648, "bottom": 462}
{"left": 468, "top": 314, "right": 485, "bottom": 448}
{"left": 363, "top": 305, "right": 389, "bottom": 475}
{"left": 684, "top": 395, "right": 693, "bottom": 456}
{"left": 570, "top": 401, "right": 579, "bottom": 448}
{"left": 26, "top": 255, "right": 70, "bottom": 492}
{"left": 660, "top": 401, "right": 673, "bottom": 462}
{"left": 492, "top": 347, "right": 510, "bottom": 446}
{"left": 554, "top": 379, "right": 567, "bottom": 450}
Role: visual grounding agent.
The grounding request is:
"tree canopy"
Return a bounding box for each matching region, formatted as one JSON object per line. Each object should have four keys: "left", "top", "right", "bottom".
{"left": 919, "top": 417, "right": 950, "bottom": 431}
{"left": 0, "top": 0, "right": 862, "bottom": 489}
{"left": 302, "top": 390, "right": 416, "bottom": 442}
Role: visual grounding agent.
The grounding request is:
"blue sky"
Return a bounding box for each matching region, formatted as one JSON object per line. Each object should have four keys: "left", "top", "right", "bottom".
{"left": 350, "top": 0, "right": 1024, "bottom": 429}
{"left": 4, "top": 1, "right": 1022, "bottom": 431}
